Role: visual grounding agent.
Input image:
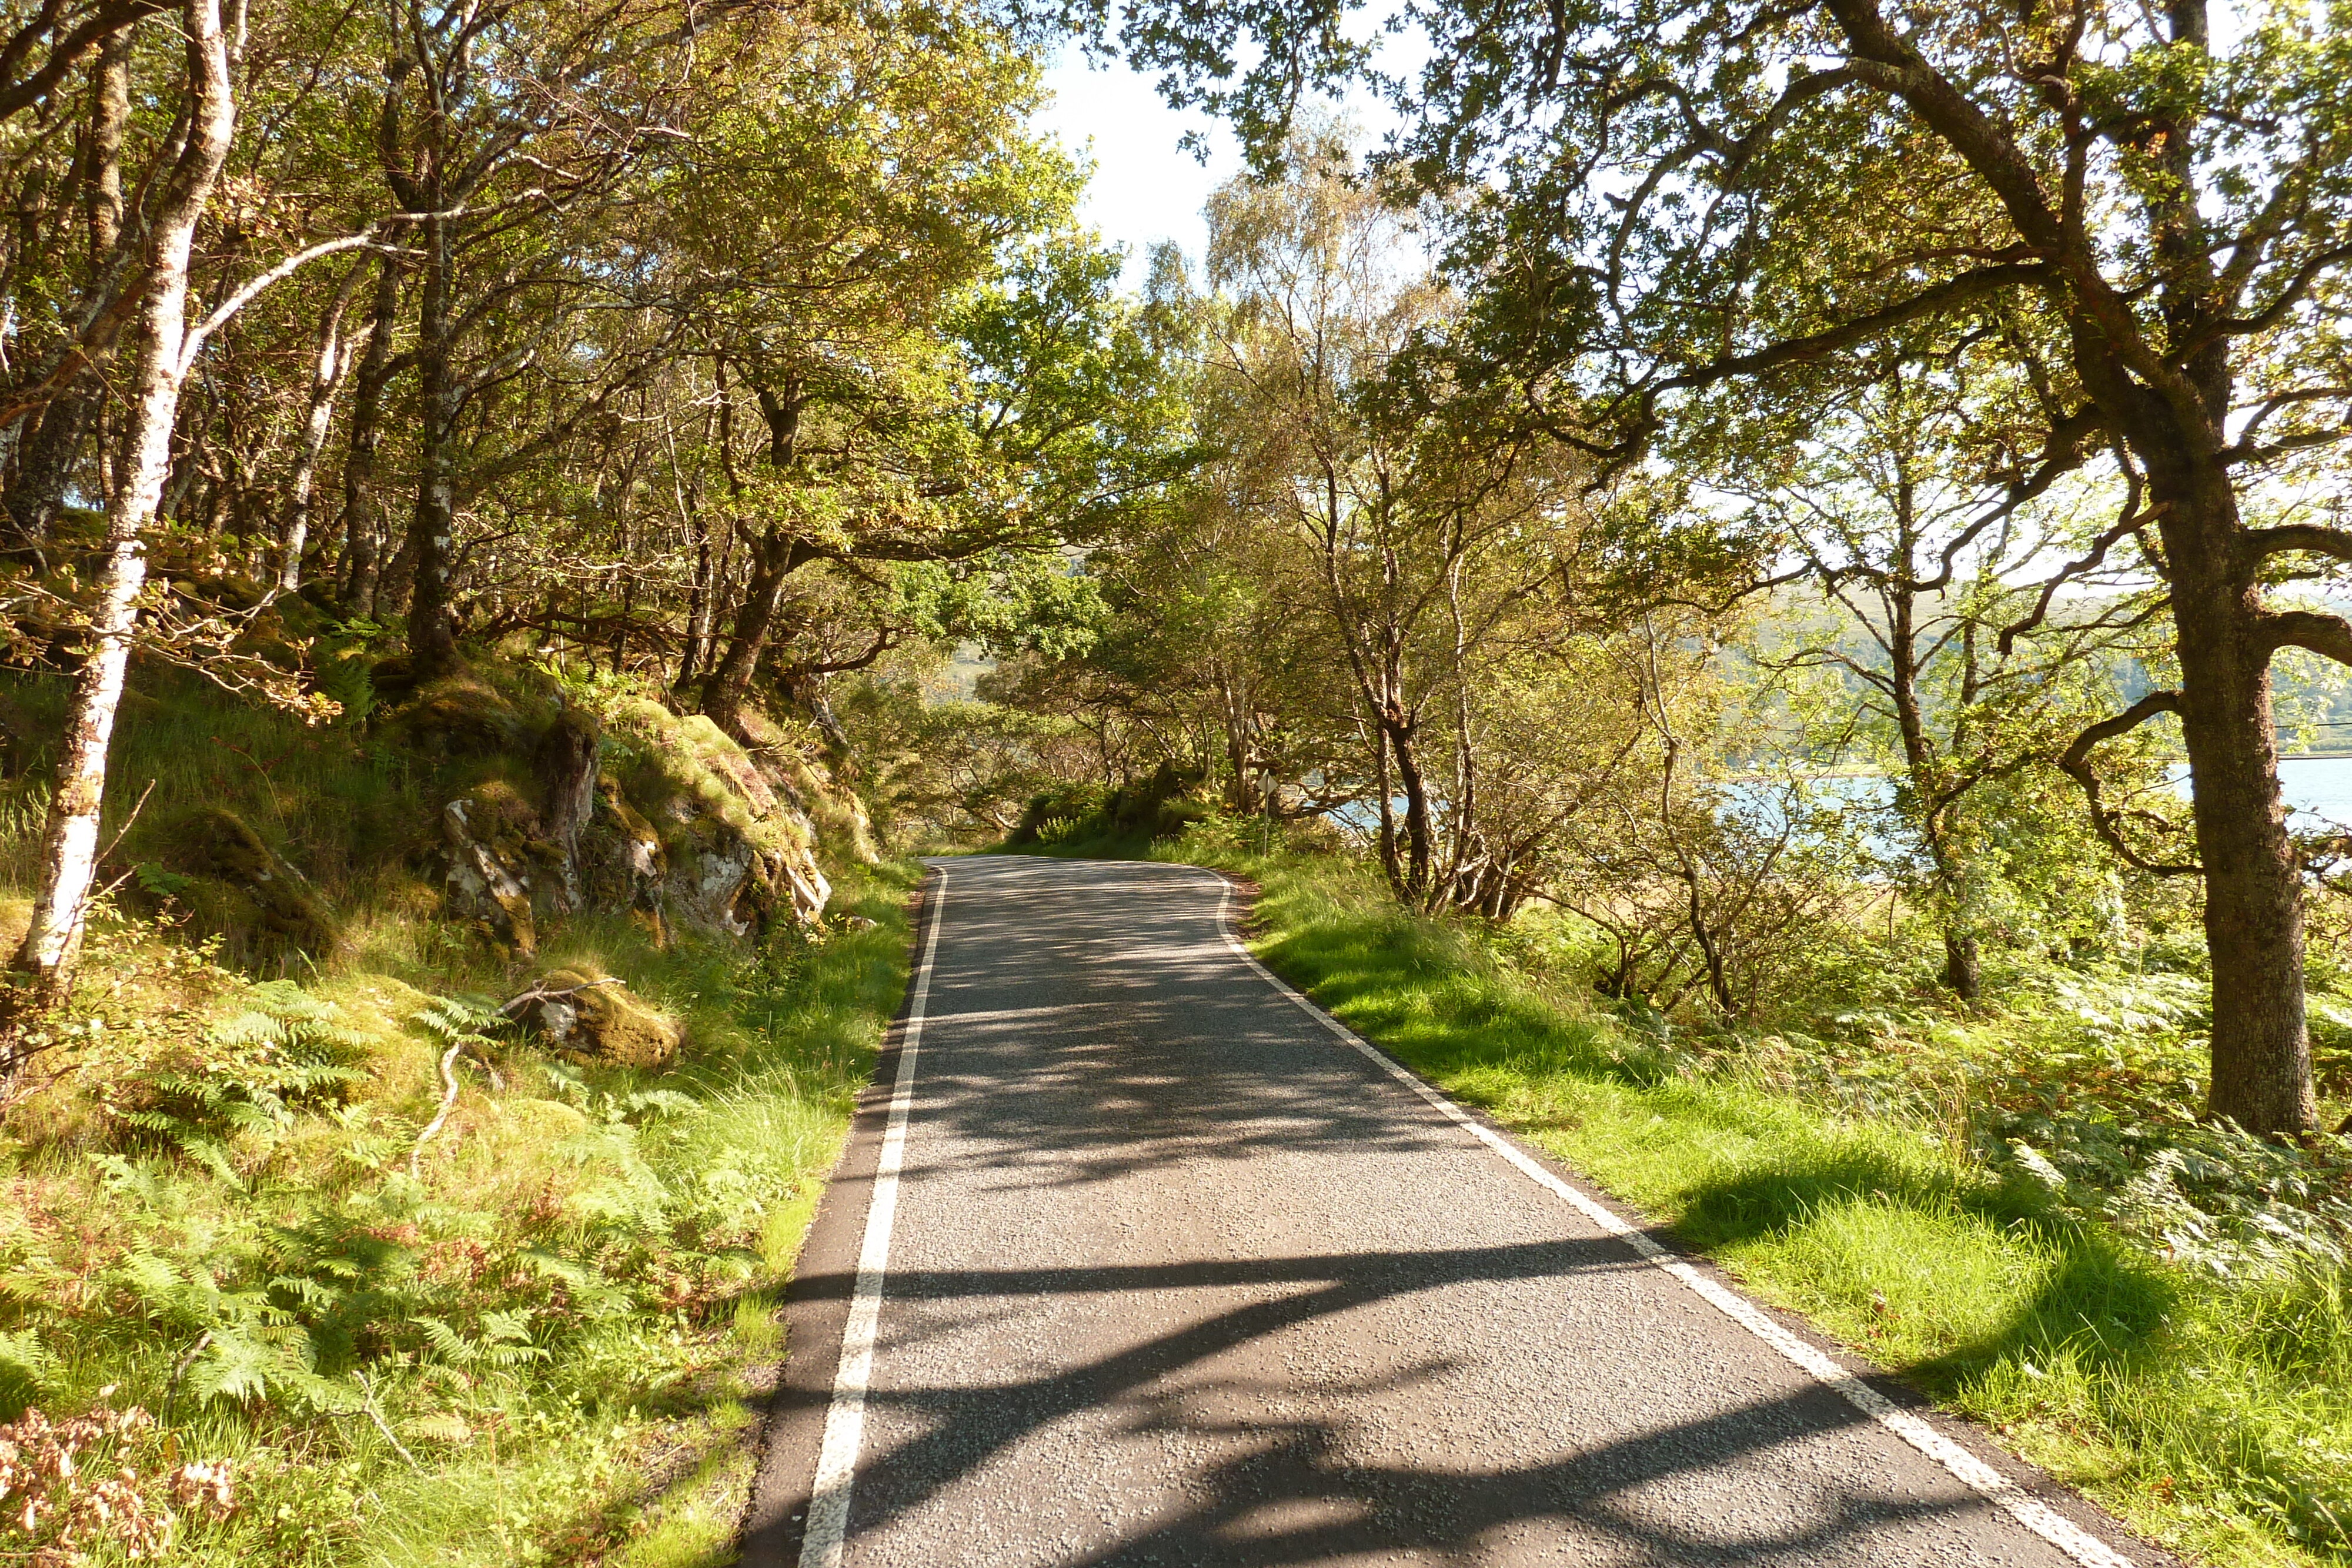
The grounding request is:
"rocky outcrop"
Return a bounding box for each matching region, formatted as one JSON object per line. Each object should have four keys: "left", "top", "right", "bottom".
{"left": 656, "top": 791, "right": 771, "bottom": 937}
{"left": 606, "top": 700, "right": 835, "bottom": 933}
{"left": 430, "top": 689, "right": 854, "bottom": 957}
{"left": 536, "top": 706, "right": 600, "bottom": 910}
{"left": 779, "top": 842, "right": 831, "bottom": 925}
{"left": 765, "top": 745, "right": 882, "bottom": 868}
{"left": 155, "top": 806, "right": 340, "bottom": 965}
{"left": 584, "top": 776, "right": 669, "bottom": 945}
{"left": 676, "top": 713, "right": 779, "bottom": 817}
{"left": 441, "top": 784, "right": 546, "bottom": 955}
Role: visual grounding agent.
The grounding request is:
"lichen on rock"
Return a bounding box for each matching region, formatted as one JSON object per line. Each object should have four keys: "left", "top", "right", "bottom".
{"left": 441, "top": 784, "right": 545, "bottom": 955}
{"left": 600, "top": 698, "right": 837, "bottom": 932}
{"left": 536, "top": 706, "right": 602, "bottom": 910}
{"left": 657, "top": 795, "right": 771, "bottom": 937}
{"left": 584, "top": 774, "right": 669, "bottom": 945}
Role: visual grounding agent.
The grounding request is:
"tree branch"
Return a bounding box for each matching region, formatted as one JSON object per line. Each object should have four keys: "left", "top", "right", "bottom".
{"left": 1998, "top": 491, "right": 2161, "bottom": 653}
{"left": 179, "top": 229, "right": 388, "bottom": 369}
{"left": 2244, "top": 523, "right": 2352, "bottom": 567}
{"left": 2057, "top": 691, "right": 2199, "bottom": 876}
{"left": 0, "top": 0, "right": 170, "bottom": 123}
{"left": 1638, "top": 263, "right": 2052, "bottom": 416}
{"left": 2265, "top": 608, "right": 2352, "bottom": 667}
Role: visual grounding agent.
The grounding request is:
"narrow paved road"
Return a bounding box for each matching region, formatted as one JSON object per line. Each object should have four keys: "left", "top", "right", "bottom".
{"left": 745, "top": 856, "right": 2157, "bottom": 1568}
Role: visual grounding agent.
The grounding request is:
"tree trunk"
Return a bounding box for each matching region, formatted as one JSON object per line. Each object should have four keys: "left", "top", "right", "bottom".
{"left": 2160, "top": 486, "right": 2317, "bottom": 1134}
{"left": 8, "top": 0, "right": 233, "bottom": 1023}
{"left": 1386, "top": 711, "right": 1434, "bottom": 904}
{"left": 1, "top": 34, "right": 131, "bottom": 553}
{"left": 673, "top": 513, "right": 713, "bottom": 694}
{"left": 1941, "top": 931, "right": 1982, "bottom": 999}
{"left": 4, "top": 389, "right": 101, "bottom": 548}
{"left": 1218, "top": 672, "right": 1259, "bottom": 814}
{"left": 277, "top": 263, "right": 362, "bottom": 590}
{"left": 698, "top": 527, "right": 794, "bottom": 737}
{"left": 1371, "top": 717, "right": 1401, "bottom": 895}
{"left": 403, "top": 211, "right": 460, "bottom": 673}
{"left": 697, "top": 385, "right": 804, "bottom": 735}
{"left": 1882, "top": 575, "right": 1983, "bottom": 1001}
{"left": 337, "top": 255, "right": 401, "bottom": 617}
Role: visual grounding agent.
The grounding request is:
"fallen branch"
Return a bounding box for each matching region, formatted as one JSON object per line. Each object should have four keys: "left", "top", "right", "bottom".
{"left": 161, "top": 1329, "right": 212, "bottom": 1424}
{"left": 354, "top": 1370, "right": 420, "bottom": 1470}
{"left": 407, "top": 1041, "right": 467, "bottom": 1179}
{"left": 497, "top": 976, "right": 622, "bottom": 1017}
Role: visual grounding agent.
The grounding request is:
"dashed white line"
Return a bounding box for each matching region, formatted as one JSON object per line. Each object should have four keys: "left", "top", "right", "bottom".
{"left": 800, "top": 868, "right": 948, "bottom": 1568}
{"left": 1202, "top": 870, "right": 2136, "bottom": 1568}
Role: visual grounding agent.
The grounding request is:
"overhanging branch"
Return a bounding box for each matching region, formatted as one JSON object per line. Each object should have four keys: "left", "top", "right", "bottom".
{"left": 2057, "top": 691, "right": 2199, "bottom": 877}
{"left": 1621, "top": 262, "right": 2053, "bottom": 437}
{"left": 2265, "top": 607, "right": 2352, "bottom": 667}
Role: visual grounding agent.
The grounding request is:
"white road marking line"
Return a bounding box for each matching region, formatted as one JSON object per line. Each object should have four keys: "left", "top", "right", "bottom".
{"left": 1202, "top": 872, "right": 2137, "bottom": 1568}
{"left": 800, "top": 869, "right": 948, "bottom": 1568}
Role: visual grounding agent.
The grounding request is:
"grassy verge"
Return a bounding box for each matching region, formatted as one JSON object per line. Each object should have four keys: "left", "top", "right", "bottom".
{"left": 1130, "top": 834, "right": 2351, "bottom": 1568}
{"left": 1, "top": 867, "right": 911, "bottom": 1566}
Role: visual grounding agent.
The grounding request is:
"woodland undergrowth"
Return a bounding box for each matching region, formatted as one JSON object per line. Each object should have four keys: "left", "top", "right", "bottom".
{"left": 1130, "top": 817, "right": 2352, "bottom": 1568}
{"left": 0, "top": 674, "right": 914, "bottom": 1567}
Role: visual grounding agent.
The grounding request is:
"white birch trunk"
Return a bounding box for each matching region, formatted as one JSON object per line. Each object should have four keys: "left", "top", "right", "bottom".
{"left": 279, "top": 270, "right": 361, "bottom": 590}
{"left": 8, "top": 0, "right": 235, "bottom": 1015}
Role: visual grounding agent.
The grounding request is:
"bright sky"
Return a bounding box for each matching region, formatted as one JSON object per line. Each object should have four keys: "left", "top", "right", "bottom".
{"left": 1033, "top": 28, "right": 1419, "bottom": 285}
{"left": 1031, "top": 48, "right": 1243, "bottom": 282}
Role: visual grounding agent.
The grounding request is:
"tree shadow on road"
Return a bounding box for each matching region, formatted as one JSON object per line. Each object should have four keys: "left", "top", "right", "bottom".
{"left": 783, "top": 857, "right": 2117, "bottom": 1565}
{"left": 783, "top": 1236, "right": 2049, "bottom": 1566}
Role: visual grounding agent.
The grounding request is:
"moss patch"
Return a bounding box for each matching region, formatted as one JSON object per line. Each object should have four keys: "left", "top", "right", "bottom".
{"left": 151, "top": 805, "right": 339, "bottom": 968}
{"left": 529, "top": 965, "right": 684, "bottom": 1069}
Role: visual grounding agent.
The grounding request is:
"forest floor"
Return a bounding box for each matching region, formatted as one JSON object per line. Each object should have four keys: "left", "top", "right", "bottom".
{"left": 0, "top": 872, "right": 915, "bottom": 1567}
{"left": 1018, "top": 824, "right": 2352, "bottom": 1568}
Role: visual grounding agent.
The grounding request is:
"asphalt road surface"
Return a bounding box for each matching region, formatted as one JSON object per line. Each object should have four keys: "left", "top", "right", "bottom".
{"left": 743, "top": 855, "right": 2161, "bottom": 1568}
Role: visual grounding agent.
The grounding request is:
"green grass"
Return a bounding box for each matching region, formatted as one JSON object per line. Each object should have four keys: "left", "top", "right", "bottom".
{"left": 0, "top": 866, "right": 913, "bottom": 1566}
{"left": 1133, "top": 833, "right": 2352, "bottom": 1568}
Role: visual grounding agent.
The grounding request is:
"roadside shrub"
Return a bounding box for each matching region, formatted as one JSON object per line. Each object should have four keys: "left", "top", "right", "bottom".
{"left": 1009, "top": 765, "right": 1208, "bottom": 847}
{"left": 1008, "top": 782, "right": 1108, "bottom": 844}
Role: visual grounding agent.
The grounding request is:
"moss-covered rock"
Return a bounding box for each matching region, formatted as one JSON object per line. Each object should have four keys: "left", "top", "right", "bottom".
{"left": 764, "top": 745, "right": 881, "bottom": 867}
{"left": 655, "top": 791, "right": 771, "bottom": 937}
{"left": 596, "top": 697, "right": 837, "bottom": 933}
{"left": 675, "top": 714, "right": 779, "bottom": 818}
{"left": 524, "top": 967, "right": 680, "bottom": 1069}
{"left": 382, "top": 667, "right": 526, "bottom": 758}
{"left": 153, "top": 805, "right": 340, "bottom": 967}
{"left": 441, "top": 783, "right": 546, "bottom": 955}
{"left": 583, "top": 775, "right": 669, "bottom": 946}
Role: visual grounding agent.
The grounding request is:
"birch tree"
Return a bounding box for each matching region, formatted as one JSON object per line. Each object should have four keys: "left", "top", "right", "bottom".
{"left": 4, "top": 0, "right": 373, "bottom": 1043}
{"left": 5, "top": 0, "right": 237, "bottom": 1025}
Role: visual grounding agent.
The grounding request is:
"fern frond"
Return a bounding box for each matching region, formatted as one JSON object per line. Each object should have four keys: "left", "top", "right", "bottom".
{"left": 412, "top": 1314, "right": 472, "bottom": 1363}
